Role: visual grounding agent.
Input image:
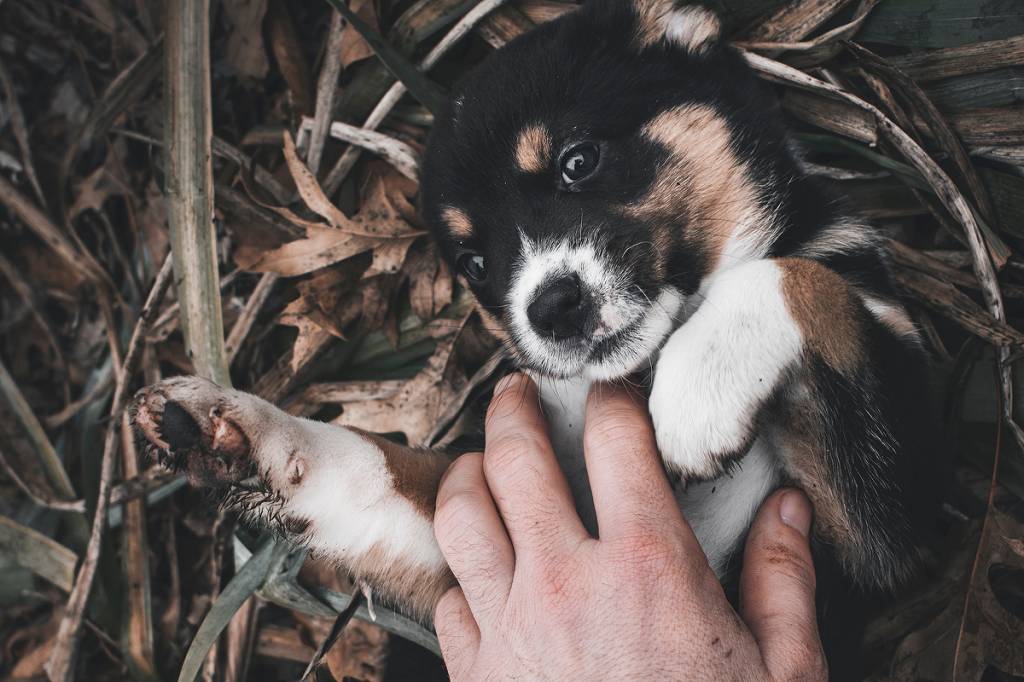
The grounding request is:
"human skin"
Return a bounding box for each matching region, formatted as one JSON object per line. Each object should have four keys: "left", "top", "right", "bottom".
{"left": 432, "top": 373, "right": 828, "bottom": 681}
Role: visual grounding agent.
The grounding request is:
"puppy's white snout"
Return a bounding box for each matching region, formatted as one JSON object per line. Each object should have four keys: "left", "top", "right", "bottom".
{"left": 526, "top": 273, "right": 592, "bottom": 341}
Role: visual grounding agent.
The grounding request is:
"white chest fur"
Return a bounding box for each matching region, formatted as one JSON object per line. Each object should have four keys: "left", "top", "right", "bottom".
{"left": 533, "top": 374, "right": 781, "bottom": 577}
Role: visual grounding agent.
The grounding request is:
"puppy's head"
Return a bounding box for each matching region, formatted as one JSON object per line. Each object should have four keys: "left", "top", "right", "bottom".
{"left": 422, "top": 0, "right": 792, "bottom": 379}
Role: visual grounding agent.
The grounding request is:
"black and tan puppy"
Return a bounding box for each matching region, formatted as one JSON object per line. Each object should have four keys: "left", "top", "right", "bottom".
{"left": 133, "top": 0, "right": 932, "bottom": 647}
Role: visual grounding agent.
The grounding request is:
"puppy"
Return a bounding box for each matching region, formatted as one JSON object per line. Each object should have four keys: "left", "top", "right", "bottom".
{"left": 133, "top": 0, "right": 932, "bottom": 643}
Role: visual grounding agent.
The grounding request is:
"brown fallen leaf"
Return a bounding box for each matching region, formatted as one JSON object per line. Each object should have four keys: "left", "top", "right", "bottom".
{"left": 405, "top": 242, "right": 452, "bottom": 320}
{"left": 333, "top": 316, "right": 469, "bottom": 444}
{"left": 365, "top": 235, "right": 417, "bottom": 278}
{"left": 952, "top": 506, "right": 1024, "bottom": 679}
{"left": 266, "top": 0, "right": 314, "bottom": 115}
{"left": 339, "top": 0, "right": 380, "bottom": 68}
{"left": 68, "top": 161, "right": 126, "bottom": 218}
{"left": 282, "top": 132, "right": 424, "bottom": 238}
{"left": 235, "top": 226, "right": 378, "bottom": 276}
{"left": 222, "top": 0, "right": 270, "bottom": 79}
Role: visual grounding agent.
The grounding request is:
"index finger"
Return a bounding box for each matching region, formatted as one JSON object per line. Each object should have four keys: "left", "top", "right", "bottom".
{"left": 583, "top": 381, "right": 694, "bottom": 542}
{"left": 483, "top": 373, "right": 588, "bottom": 557}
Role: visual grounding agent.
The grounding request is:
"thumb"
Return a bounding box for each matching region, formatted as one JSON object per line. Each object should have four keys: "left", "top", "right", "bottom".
{"left": 739, "top": 488, "right": 827, "bottom": 680}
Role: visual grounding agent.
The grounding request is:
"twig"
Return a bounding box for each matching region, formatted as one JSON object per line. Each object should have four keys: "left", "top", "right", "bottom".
{"left": 0, "top": 445, "right": 84, "bottom": 512}
{"left": 301, "top": 116, "right": 420, "bottom": 180}
{"left": 322, "top": 0, "right": 511, "bottom": 195}
{"left": 0, "top": 443, "right": 179, "bottom": 514}
{"left": 226, "top": 273, "right": 280, "bottom": 365}
{"left": 306, "top": 10, "right": 345, "bottom": 176}
{"left": 46, "top": 256, "right": 175, "bottom": 682}
{"left": 300, "top": 591, "right": 365, "bottom": 681}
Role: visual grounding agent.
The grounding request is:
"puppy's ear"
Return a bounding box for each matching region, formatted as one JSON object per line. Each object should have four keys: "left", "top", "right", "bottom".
{"left": 605, "top": 0, "right": 722, "bottom": 55}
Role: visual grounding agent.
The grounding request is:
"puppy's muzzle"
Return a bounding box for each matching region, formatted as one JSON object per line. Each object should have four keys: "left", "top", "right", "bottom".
{"left": 526, "top": 274, "right": 592, "bottom": 341}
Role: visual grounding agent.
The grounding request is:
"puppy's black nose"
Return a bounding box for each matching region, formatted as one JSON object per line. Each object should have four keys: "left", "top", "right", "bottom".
{"left": 527, "top": 275, "right": 590, "bottom": 341}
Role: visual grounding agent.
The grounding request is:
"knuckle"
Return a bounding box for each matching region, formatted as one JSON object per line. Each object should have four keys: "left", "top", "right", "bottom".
{"left": 607, "top": 531, "right": 681, "bottom": 581}
{"left": 485, "top": 382, "right": 533, "bottom": 426}
{"left": 484, "top": 434, "right": 543, "bottom": 478}
{"left": 759, "top": 542, "right": 816, "bottom": 591}
{"left": 535, "top": 556, "right": 584, "bottom": 611}
{"left": 781, "top": 640, "right": 828, "bottom": 681}
{"left": 583, "top": 409, "right": 648, "bottom": 453}
{"left": 433, "top": 491, "right": 480, "bottom": 545}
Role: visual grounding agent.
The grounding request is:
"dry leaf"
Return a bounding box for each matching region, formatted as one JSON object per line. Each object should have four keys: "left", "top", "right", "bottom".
{"left": 365, "top": 235, "right": 416, "bottom": 278}
{"left": 236, "top": 227, "right": 378, "bottom": 276}
{"left": 281, "top": 133, "right": 423, "bottom": 238}
{"left": 267, "top": 0, "right": 314, "bottom": 114}
{"left": 222, "top": 0, "right": 270, "bottom": 79}
{"left": 952, "top": 507, "right": 1024, "bottom": 679}
{"left": 333, "top": 328, "right": 465, "bottom": 445}
{"left": 339, "top": 0, "right": 380, "bottom": 68}
{"left": 68, "top": 163, "right": 125, "bottom": 218}
{"left": 283, "top": 130, "right": 352, "bottom": 229}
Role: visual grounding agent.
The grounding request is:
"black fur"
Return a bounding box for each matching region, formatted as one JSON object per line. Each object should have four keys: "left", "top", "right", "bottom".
{"left": 419, "top": 0, "right": 935, "bottom": 666}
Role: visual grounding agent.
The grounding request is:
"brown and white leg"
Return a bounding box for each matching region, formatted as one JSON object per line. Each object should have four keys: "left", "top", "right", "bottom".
{"left": 651, "top": 257, "right": 921, "bottom": 588}
{"left": 131, "top": 377, "right": 455, "bottom": 621}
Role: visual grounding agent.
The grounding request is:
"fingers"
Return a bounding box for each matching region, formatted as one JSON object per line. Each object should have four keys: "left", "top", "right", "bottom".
{"left": 740, "top": 489, "right": 827, "bottom": 681}
{"left": 583, "top": 381, "right": 692, "bottom": 541}
{"left": 482, "top": 373, "right": 587, "bottom": 555}
{"left": 434, "top": 586, "right": 479, "bottom": 679}
{"left": 434, "top": 452, "right": 514, "bottom": 620}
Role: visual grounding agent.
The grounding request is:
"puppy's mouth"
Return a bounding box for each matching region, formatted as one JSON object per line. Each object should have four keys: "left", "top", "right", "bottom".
{"left": 572, "top": 288, "right": 685, "bottom": 379}
{"left": 504, "top": 238, "right": 684, "bottom": 379}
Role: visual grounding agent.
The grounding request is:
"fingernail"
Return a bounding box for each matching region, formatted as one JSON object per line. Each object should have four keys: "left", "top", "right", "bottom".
{"left": 779, "top": 489, "right": 812, "bottom": 537}
{"left": 493, "top": 372, "right": 526, "bottom": 398}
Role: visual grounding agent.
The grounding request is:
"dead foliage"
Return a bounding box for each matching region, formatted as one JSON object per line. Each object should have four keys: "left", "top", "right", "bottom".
{"left": 0, "top": 0, "right": 1021, "bottom": 679}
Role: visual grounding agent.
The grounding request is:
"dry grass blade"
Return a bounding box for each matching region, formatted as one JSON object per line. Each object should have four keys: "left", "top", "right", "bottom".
{"left": 746, "top": 0, "right": 856, "bottom": 43}
{"left": 119, "top": 412, "right": 158, "bottom": 680}
{"left": 322, "top": 0, "right": 447, "bottom": 114}
{"left": 0, "top": 515, "right": 78, "bottom": 592}
{"left": 887, "top": 34, "right": 1024, "bottom": 83}
{"left": 300, "top": 591, "right": 365, "bottom": 680}
{"left": 0, "top": 445, "right": 84, "bottom": 513}
{"left": 0, "top": 57, "right": 45, "bottom": 208}
{"left": 892, "top": 269, "right": 1024, "bottom": 349}
{"left": 741, "top": 50, "right": 1010, "bottom": 298}
{"left": 737, "top": 0, "right": 879, "bottom": 53}
{"left": 0, "top": 359, "right": 79, "bottom": 504}
{"left": 226, "top": 273, "right": 280, "bottom": 364}
{"left": 165, "top": 0, "right": 230, "bottom": 387}
{"left": 0, "top": 176, "right": 100, "bottom": 285}
{"left": 46, "top": 256, "right": 175, "bottom": 682}
{"left": 846, "top": 42, "right": 997, "bottom": 227}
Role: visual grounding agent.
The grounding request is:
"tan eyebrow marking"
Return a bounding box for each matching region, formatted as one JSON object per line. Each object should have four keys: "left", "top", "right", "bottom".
{"left": 515, "top": 124, "right": 553, "bottom": 174}
{"left": 442, "top": 206, "right": 473, "bottom": 238}
{"left": 631, "top": 104, "right": 772, "bottom": 273}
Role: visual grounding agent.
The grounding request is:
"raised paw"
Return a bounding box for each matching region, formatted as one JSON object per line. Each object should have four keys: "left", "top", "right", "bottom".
{"left": 131, "top": 376, "right": 261, "bottom": 488}
{"left": 648, "top": 351, "right": 760, "bottom": 481}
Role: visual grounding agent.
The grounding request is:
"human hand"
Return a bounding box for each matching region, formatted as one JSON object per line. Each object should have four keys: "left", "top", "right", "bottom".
{"left": 432, "top": 373, "right": 827, "bottom": 681}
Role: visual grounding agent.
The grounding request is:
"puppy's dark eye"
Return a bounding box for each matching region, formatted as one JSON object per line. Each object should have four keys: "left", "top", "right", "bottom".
{"left": 560, "top": 143, "right": 600, "bottom": 184}
{"left": 458, "top": 252, "right": 487, "bottom": 282}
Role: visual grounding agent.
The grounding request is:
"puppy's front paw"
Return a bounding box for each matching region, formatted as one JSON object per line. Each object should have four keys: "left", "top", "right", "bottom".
{"left": 649, "top": 339, "right": 760, "bottom": 482}
{"left": 131, "top": 376, "right": 262, "bottom": 488}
